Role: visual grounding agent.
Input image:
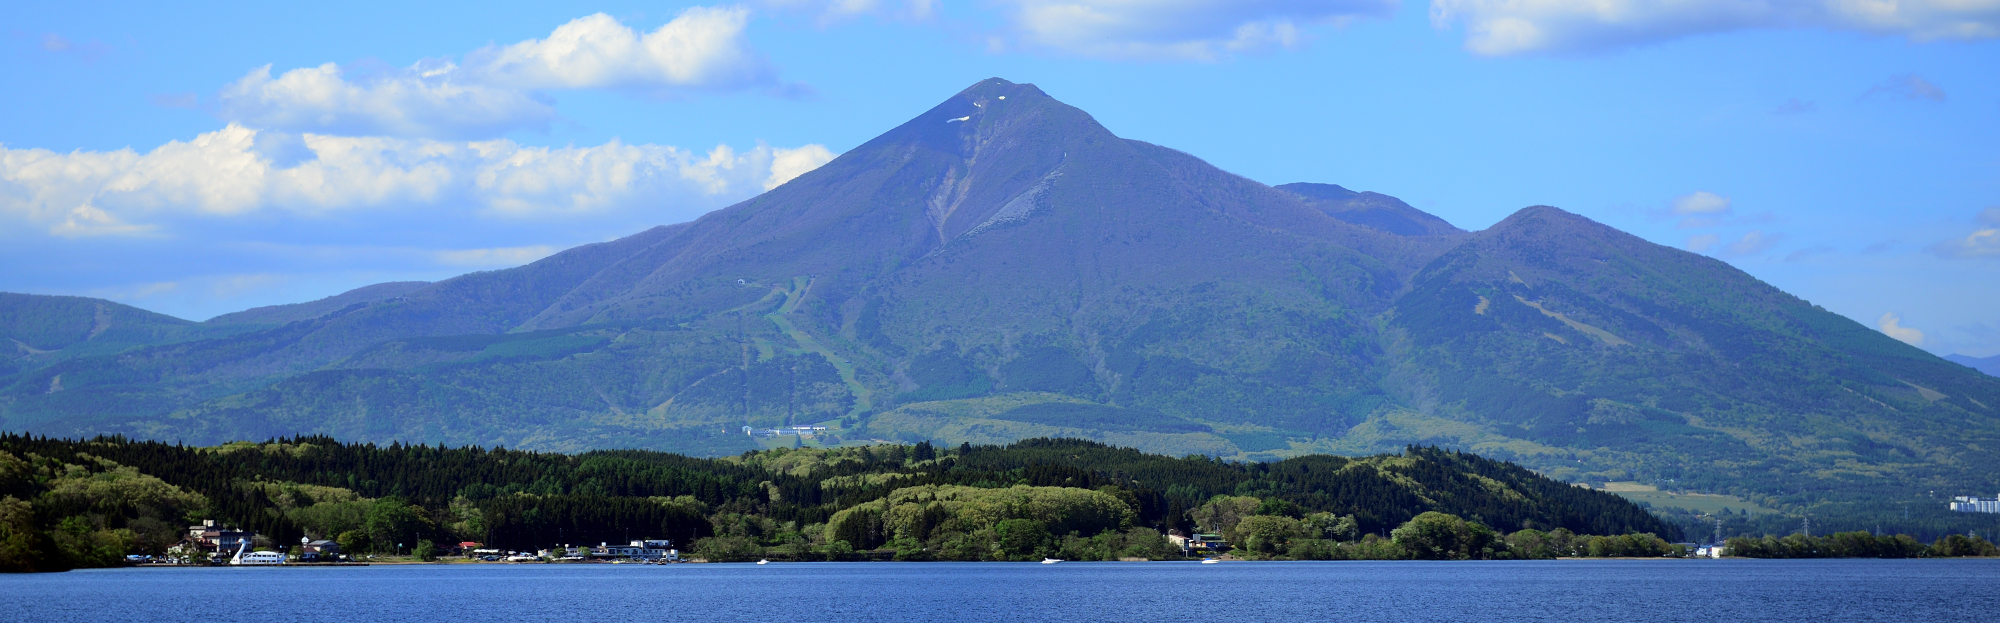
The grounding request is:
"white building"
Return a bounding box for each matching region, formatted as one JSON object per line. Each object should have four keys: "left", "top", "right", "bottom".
{"left": 1949, "top": 496, "right": 2000, "bottom": 513}
{"left": 593, "top": 539, "right": 679, "bottom": 560}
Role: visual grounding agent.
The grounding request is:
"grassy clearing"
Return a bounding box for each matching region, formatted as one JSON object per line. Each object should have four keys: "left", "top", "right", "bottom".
{"left": 1598, "top": 481, "right": 1779, "bottom": 515}
{"left": 762, "top": 276, "right": 874, "bottom": 418}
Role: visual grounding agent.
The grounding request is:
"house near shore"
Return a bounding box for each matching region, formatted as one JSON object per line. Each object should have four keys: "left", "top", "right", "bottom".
{"left": 1166, "top": 531, "right": 1228, "bottom": 554}
{"left": 299, "top": 538, "right": 341, "bottom": 561}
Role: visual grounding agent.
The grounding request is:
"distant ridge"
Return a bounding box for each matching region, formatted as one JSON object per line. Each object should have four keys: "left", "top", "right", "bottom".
{"left": 207, "top": 281, "right": 431, "bottom": 326}
{"left": 1947, "top": 353, "right": 2000, "bottom": 377}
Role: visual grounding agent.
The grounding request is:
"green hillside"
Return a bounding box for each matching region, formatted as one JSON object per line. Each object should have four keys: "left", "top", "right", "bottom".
{"left": 0, "top": 435, "right": 1679, "bottom": 571}
{"left": 3, "top": 79, "right": 1997, "bottom": 533}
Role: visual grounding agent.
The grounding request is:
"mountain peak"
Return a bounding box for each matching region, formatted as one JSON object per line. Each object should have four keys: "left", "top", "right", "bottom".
{"left": 1485, "top": 204, "right": 1630, "bottom": 239}
{"left": 954, "top": 77, "right": 1043, "bottom": 99}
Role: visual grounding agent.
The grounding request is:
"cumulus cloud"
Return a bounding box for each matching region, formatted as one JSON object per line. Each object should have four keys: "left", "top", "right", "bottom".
{"left": 1428, "top": 0, "right": 2000, "bottom": 55}
{"left": 981, "top": 0, "right": 1397, "bottom": 61}
{"left": 0, "top": 124, "right": 836, "bottom": 234}
{"left": 766, "top": 144, "right": 837, "bottom": 190}
{"left": 1930, "top": 207, "right": 2000, "bottom": 259}
{"left": 1862, "top": 74, "right": 1947, "bottom": 101}
{"left": 1878, "top": 312, "right": 1925, "bottom": 346}
{"left": 217, "top": 7, "right": 782, "bottom": 139}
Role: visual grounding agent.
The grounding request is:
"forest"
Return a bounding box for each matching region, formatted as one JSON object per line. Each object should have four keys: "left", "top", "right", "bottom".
{"left": 0, "top": 434, "right": 1693, "bottom": 571}
{"left": 4, "top": 433, "right": 1993, "bottom": 572}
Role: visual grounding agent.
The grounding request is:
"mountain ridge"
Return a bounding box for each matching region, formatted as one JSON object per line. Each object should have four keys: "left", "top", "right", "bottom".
{"left": 3, "top": 79, "right": 1996, "bottom": 521}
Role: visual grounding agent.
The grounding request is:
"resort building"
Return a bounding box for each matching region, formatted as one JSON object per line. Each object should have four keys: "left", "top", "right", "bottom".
{"left": 183, "top": 520, "right": 257, "bottom": 554}
{"left": 1949, "top": 496, "right": 2000, "bottom": 513}
{"left": 593, "top": 539, "right": 679, "bottom": 560}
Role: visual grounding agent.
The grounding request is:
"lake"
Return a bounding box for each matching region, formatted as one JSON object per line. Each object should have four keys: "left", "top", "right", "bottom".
{"left": 5, "top": 559, "right": 1998, "bottom": 622}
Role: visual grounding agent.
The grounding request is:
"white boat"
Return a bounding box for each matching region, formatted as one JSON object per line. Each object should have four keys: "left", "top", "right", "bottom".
{"left": 229, "top": 541, "right": 287, "bottom": 566}
{"left": 1200, "top": 558, "right": 1220, "bottom": 564}
{"left": 1040, "top": 558, "right": 1062, "bottom": 564}
{"left": 756, "top": 559, "right": 770, "bottom": 565}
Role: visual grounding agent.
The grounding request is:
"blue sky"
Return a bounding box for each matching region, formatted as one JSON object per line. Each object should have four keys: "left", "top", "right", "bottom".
{"left": 3, "top": 0, "right": 1996, "bottom": 356}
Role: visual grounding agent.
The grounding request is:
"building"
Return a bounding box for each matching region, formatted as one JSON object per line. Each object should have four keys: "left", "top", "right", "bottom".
{"left": 183, "top": 520, "right": 256, "bottom": 554}
{"left": 593, "top": 539, "right": 679, "bottom": 560}
{"left": 748, "top": 425, "right": 832, "bottom": 438}
{"left": 1166, "top": 531, "right": 1229, "bottom": 555}
{"left": 299, "top": 539, "right": 341, "bottom": 561}
{"left": 1950, "top": 496, "right": 2000, "bottom": 513}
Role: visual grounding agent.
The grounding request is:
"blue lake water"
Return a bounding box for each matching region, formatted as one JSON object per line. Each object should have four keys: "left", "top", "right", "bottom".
{"left": 6, "top": 559, "right": 1999, "bottom": 622}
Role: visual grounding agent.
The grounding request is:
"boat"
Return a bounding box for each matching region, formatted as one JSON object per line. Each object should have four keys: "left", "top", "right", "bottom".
{"left": 1040, "top": 558, "right": 1062, "bottom": 564}
{"left": 1200, "top": 557, "right": 1220, "bottom": 564}
{"left": 229, "top": 541, "right": 287, "bottom": 566}
{"left": 756, "top": 559, "right": 770, "bottom": 565}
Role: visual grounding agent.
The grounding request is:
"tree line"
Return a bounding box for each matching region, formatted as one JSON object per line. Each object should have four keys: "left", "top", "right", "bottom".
{"left": 0, "top": 434, "right": 1684, "bottom": 571}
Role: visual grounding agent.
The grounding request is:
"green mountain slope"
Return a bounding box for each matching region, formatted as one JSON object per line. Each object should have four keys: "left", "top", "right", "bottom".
{"left": 3, "top": 79, "right": 1997, "bottom": 522}
{"left": 1380, "top": 206, "right": 2000, "bottom": 503}
{"left": 0, "top": 293, "right": 259, "bottom": 380}
{"left": 205, "top": 281, "right": 430, "bottom": 327}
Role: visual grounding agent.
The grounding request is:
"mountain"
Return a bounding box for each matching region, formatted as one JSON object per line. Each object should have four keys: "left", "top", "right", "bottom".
{"left": 2, "top": 79, "right": 1996, "bottom": 520}
{"left": 0, "top": 293, "right": 258, "bottom": 379}
{"left": 205, "top": 281, "right": 430, "bottom": 327}
{"left": 1277, "top": 182, "right": 1463, "bottom": 237}
{"left": 1947, "top": 354, "right": 2000, "bottom": 378}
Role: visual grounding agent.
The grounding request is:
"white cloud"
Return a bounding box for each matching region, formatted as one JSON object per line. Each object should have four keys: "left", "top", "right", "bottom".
{"left": 49, "top": 204, "right": 155, "bottom": 238}
{"left": 460, "top": 8, "right": 774, "bottom": 91}
{"left": 1933, "top": 228, "right": 2000, "bottom": 258}
{"left": 0, "top": 125, "right": 836, "bottom": 234}
{"left": 1685, "top": 233, "right": 1720, "bottom": 253}
{"left": 765, "top": 144, "right": 837, "bottom": 190}
{"left": 984, "top": 0, "right": 1397, "bottom": 61}
{"left": 1672, "top": 191, "right": 1732, "bottom": 215}
{"left": 1862, "top": 74, "right": 1948, "bottom": 101}
{"left": 1879, "top": 312, "right": 1925, "bottom": 346}
{"left": 217, "top": 7, "right": 780, "bottom": 139}
{"left": 219, "top": 63, "right": 558, "bottom": 140}
{"left": 1931, "top": 207, "right": 2000, "bottom": 259}
{"left": 1722, "top": 229, "right": 1781, "bottom": 257}
{"left": 1428, "top": 0, "right": 2000, "bottom": 55}
{"left": 1670, "top": 190, "right": 1732, "bottom": 228}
